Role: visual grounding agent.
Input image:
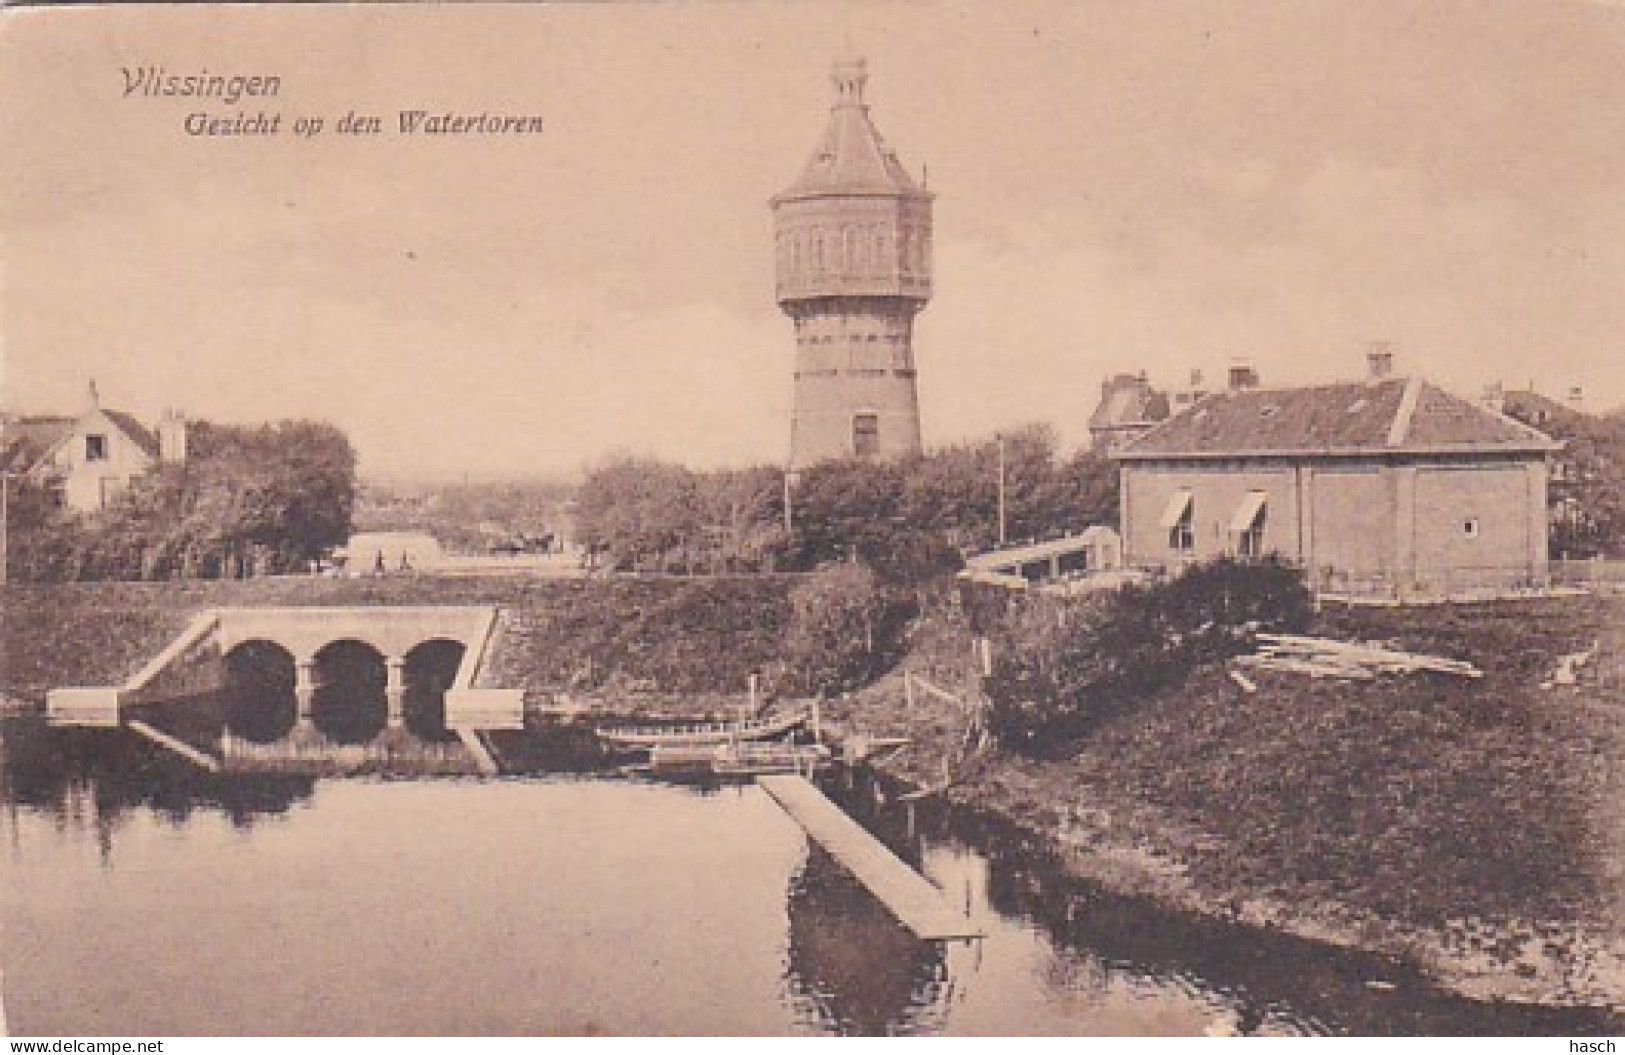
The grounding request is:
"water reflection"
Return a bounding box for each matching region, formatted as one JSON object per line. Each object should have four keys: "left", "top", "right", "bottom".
{"left": 826, "top": 769, "right": 1625, "bottom": 1037}
{"left": 2, "top": 718, "right": 314, "bottom": 866}
{"left": 5, "top": 715, "right": 1624, "bottom": 1036}
{"left": 783, "top": 844, "right": 949, "bottom": 1035}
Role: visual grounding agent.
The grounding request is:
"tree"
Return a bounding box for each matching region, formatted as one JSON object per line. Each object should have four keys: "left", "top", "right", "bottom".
{"left": 5, "top": 418, "right": 357, "bottom": 582}
{"left": 574, "top": 457, "right": 703, "bottom": 571}
{"left": 1501, "top": 400, "right": 1625, "bottom": 558}
{"left": 781, "top": 562, "right": 912, "bottom": 697}
{"left": 985, "top": 557, "right": 1312, "bottom": 758}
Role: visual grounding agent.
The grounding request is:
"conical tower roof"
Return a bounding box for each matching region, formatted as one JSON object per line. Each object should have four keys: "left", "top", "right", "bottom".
{"left": 775, "top": 57, "right": 926, "bottom": 202}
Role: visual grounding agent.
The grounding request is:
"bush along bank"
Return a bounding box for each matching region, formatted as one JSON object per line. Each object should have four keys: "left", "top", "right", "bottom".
{"left": 834, "top": 561, "right": 1625, "bottom": 1010}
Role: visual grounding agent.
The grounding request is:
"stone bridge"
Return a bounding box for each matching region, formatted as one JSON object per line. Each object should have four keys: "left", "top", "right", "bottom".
{"left": 48, "top": 605, "right": 523, "bottom": 730}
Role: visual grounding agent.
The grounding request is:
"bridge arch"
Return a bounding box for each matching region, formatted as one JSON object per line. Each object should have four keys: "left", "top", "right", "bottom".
{"left": 222, "top": 639, "right": 298, "bottom": 743}
{"left": 402, "top": 637, "right": 467, "bottom": 741}
{"left": 311, "top": 638, "right": 389, "bottom": 744}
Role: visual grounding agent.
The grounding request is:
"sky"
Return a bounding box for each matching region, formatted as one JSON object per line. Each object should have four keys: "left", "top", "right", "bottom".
{"left": 4, "top": 1, "right": 1625, "bottom": 480}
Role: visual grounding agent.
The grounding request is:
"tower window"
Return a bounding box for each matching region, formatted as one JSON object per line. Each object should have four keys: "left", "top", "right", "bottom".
{"left": 853, "top": 413, "right": 880, "bottom": 457}
{"left": 85, "top": 434, "right": 108, "bottom": 462}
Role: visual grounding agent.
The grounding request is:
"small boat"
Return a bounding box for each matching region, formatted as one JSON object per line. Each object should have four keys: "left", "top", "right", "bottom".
{"left": 642, "top": 739, "right": 831, "bottom": 779}
{"left": 597, "top": 708, "right": 807, "bottom": 749}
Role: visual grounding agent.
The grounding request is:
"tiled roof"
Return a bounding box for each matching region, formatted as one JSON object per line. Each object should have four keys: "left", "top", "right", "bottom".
{"left": 1, "top": 407, "right": 164, "bottom": 470}
{"left": 102, "top": 409, "right": 161, "bottom": 458}
{"left": 1114, "top": 377, "right": 1559, "bottom": 459}
{"left": 775, "top": 60, "right": 925, "bottom": 201}
{"left": 965, "top": 527, "right": 1119, "bottom": 571}
{"left": 1, "top": 416, "right": 73, "bottom": 472}
{"left": 1089, "top": 385, "right": 1171, "bottom": 430}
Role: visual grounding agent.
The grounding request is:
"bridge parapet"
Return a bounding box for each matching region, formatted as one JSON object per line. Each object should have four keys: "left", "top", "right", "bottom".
{"left": 215, "top": 606, "right": 495, "bottom": 663}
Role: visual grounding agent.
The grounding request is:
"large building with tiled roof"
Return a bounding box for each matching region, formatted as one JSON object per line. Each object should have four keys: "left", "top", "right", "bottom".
{"left": 2, "top": 382, "right": 186, "bottom": 513}
{"left": 1110, "top": 354, "right": 1561, "bottom": 597}
{"left": 773, "top": 56, "right": 933, "bottom": 469}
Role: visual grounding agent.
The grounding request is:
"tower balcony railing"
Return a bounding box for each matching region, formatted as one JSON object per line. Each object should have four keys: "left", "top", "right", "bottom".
{"left": 776, "top": 274, "right": 932, "bottom": 302}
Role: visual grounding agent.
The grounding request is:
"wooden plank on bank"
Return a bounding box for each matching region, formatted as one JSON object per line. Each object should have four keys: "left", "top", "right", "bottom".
{"left": 756, "top": 774, "right": 982, "bottom": 940}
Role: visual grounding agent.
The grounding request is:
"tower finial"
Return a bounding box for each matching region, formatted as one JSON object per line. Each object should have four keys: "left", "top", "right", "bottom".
{"left": 831, "top": 54, "right": 867, "bottom": 107}
{"left": 86, "top": 377, "right": 99, "bottom": 411}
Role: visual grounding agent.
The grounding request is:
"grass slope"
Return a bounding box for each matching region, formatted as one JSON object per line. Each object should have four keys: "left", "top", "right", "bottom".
{"left": 842, "top": 593, "right": 1625, "bottom": 1005}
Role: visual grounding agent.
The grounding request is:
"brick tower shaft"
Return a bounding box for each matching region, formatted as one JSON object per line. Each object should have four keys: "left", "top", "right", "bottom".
{"left": 772, "top": 57, "right": 933, "bottom": 470}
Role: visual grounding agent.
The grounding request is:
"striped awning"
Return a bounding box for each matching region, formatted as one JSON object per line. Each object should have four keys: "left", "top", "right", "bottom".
{"left": 1229, "top": 490, "right": 1268, "bottom": 533}
{"left": 1158, "top": 489, "right": 1194, "bottom": 529}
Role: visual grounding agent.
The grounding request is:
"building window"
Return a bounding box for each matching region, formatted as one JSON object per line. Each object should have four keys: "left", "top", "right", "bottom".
{"left": 85, "top": 434, "right": 108, "bottom": 462}
{"left": 1463, "top": 518, "right": 1480, "bottom": 539}
{"left": 853, "top": 413, "right": 880, "bottom": 457}
{"left": 1230, "top": 490, "right": 1269, "bottom": 558}
{"left": 1160, "top": 489, "right": 1195, "bottom": 553}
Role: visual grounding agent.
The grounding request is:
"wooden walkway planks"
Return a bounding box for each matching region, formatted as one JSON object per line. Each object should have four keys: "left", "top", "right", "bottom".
{"left": 757, "top": 775, "right": 982, "bottom": 940}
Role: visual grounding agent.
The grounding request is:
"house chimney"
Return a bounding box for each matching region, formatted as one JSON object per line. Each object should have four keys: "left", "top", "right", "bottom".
{"left": 1480, "top": 382, "right": 1504, "bottom": 412}
{"left": 1227, "top": 362, "right": 1259, "bottom": 392}
{"left": 84, "top": 378, "right": 100, "bottom": 413}
{"left": 1568, "top": 385, "right": 1585, "bottom": 409}
{"left": 1365, "top": 342, "right": 1394, "bottom": 380}
{"left": 159, "top": 408, "right": 187, "bottom": 464}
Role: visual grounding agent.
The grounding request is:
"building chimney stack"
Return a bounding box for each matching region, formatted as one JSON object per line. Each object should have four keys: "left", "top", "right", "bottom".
{"left": 1568, "top": 385, "right": 1585, "bottom": 409}
{"left": 1227, "top": 363, "right": 1259, "bottom": 392}
{"left": 159, "top": 407, "right": 187, "bottom": 464}
{"left": 1365, "top": 342, "right": 1395, "bottom": 380}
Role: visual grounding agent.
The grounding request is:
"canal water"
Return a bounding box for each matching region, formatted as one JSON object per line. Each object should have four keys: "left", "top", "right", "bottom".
{"left": 3, "top": 715, "right": 1620, "bottom": 1036}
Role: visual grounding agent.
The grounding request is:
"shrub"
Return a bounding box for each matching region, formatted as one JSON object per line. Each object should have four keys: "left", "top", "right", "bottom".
{"left": 782, "top": 562, "right": 914, "bottom": 697}
{"left": 984, "top": 556, "right": 1312, "bottom": 757}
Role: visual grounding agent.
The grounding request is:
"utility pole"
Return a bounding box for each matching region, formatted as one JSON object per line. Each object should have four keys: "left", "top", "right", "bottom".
{"left": 1, "top": 416, "right": 9, "bottom": 588}
{"left": 782, "top": 468, "right": 796, "bottom": 537}
{"left": 996, "top": 434, "right": 1008, "bottom": 548}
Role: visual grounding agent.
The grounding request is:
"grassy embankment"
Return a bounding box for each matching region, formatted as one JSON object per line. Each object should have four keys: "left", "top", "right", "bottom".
{"left": 0, "top": 575, "right": 795, "bottom": 716}
{"left": 831, "top": 593, "right": 1625, "bottom": 1008}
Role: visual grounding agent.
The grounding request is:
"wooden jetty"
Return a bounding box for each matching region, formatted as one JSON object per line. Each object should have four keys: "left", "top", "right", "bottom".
{"left": 757, "top": 774, "right": 983, "bottom": 941}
